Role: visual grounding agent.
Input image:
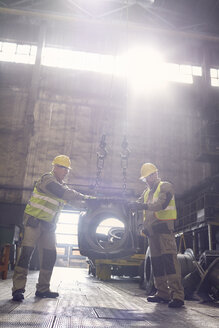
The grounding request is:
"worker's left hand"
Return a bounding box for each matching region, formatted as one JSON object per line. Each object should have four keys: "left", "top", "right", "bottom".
{"left": 127, "top": 202, "right": 148, "bottom": 211}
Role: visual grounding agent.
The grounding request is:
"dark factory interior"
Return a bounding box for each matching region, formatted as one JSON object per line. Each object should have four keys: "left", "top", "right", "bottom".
{"left": 0, "top": 1, "right": 219, "bottom": 327}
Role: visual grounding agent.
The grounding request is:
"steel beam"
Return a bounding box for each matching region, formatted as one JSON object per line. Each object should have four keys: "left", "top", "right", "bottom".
{"left": 1, "top": 7, "right": 219, "bottom": 44}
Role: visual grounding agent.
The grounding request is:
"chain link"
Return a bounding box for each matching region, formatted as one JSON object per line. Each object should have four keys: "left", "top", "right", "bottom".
{"left": 94, "top": 135, "right": 130, "bottom": 195}
{"left": 120, "top": 136, "right": 130, "bottom": 193}
{"left": 94, "top": 135, "right": 108, "bottom": 190}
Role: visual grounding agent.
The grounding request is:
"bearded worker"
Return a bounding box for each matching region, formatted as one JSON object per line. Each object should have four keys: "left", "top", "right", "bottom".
{"left": 128, "top": 163, "right": 184, "bottom": 308}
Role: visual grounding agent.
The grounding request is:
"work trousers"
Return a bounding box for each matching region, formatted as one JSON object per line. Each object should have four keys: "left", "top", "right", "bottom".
{"left": 148, "top": 224, "right": 184, "bottom": 301}
{"left": 12, "top": 216, "right": 57, "bottom": 294}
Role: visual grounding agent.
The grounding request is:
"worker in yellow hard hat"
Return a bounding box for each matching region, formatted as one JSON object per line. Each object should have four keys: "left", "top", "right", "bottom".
{"left": 128, "top": 163, "right": 184, "bottom": 308}
{"left": 12, "top": 155, "right": 95, "bottom": 302}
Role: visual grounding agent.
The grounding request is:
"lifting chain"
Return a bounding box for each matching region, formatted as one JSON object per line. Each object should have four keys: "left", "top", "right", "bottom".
{"left": 120, "top": 136, "right": 130, "bottom": 194}
{"left": 94, "top": 134, "right": 108, "bottom": 191}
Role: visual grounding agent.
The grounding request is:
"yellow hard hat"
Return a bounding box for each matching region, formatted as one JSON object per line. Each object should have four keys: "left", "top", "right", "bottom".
{"left": 52, "top": 155, "right": 72, "bottom": 169}
{"left": 140, "top": 163, "right": 157, "bottom": 180}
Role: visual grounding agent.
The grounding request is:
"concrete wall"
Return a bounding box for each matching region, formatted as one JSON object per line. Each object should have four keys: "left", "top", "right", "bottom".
{"left": 0, "top": 62, "right": 211, "bottom": 214}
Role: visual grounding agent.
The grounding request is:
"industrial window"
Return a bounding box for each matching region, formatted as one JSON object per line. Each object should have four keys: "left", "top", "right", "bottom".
{"left": 56, "top": 210, "right": 80, "bottom": 245}
{"left": 0, "top": 41, "right": 37, "bottom": 64}
{"left": 55, "top": 210, "right": 87, "bottom": 267}
{"left": 41, "top": 46, "right": 203, "bottom": 85}
{"left": 210, "top": 68, "right": 219, "bottom": 87}
{"left": 165, "top": 63, "right": 202, "bottom": 84}
{"left": 41, "top": 47, "right": 115, "bottom": 74}
{"left": 0, "top": 41, "right": 206, "bottom": 87}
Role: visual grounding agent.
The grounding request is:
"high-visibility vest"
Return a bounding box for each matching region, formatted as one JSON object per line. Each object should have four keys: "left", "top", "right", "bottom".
{"left": 25, "top": 187, "right": 65, "bottom": 222}
{"left": 143, "top": 181, "right": 177, "bottom": 221}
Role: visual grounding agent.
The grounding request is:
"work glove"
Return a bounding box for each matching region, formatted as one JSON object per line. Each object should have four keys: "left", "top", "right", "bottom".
{"left": 127, "top": 202, "right": 148, "bottom": 211}
{"left": 140, "top": 228, "right": 150, "bottom": 237}
{"left": 140, "top": 229, "right": 147, "bottom": 237}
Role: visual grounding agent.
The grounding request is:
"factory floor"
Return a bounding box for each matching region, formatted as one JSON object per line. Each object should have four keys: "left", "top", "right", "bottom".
{"left": 0, "top": 267, "right": 219, "bottom": 328}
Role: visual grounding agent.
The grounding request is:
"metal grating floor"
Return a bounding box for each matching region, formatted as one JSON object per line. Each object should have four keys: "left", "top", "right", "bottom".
{"left": 0, "top": 267, "right": 218, "bottom": 327}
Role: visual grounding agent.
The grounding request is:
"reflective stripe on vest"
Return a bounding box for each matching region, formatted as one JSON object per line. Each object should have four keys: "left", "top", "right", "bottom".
{"left": 24, "top": 187, "right": 65, "bottom": 222}
{"left": 143, "top": 181, "right": 177, "bottom": 221}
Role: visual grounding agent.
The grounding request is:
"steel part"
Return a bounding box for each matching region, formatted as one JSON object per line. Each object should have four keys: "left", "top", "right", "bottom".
{"left": 182, "top": 269, "right": 202, "bottom": 299}
{"left": 175, "top": 190, "right": 219, "bottom": 232}
{"left": 144, "top": 247, "right": 156, "bottom": 295}
{"left": 95, "top": 263, "right": 111, "bottom": 281}
{"left": 178, "top": 233, "right": 187, "bottom": 253}
{"left": 94, "top": 307, "right": 147, "bottom": 321}
{"left": 208, "top": 224, "right": 213, "bottom": 250}
{"left": 87, "top": 258, "right": 96, "bottom": 276}
{"left": 199, "top": 250, "right": 219, "bottom": 271}
{"left": 95, "top": 254, "right": 145, "bottom": 266}
{"left": 78, "top": 199, "right": 137, "bottom": 259}
{"left": 197, "top": 257, "right": 219, "bottom": 301}
{"left": 177, "top": 248, "right": 196, "bottom": 278}
{"left": 194, "top": 260, "right": 205, "bottom": 276}
{"left": 182, "top": 259, "right": 205, "bottom": 299}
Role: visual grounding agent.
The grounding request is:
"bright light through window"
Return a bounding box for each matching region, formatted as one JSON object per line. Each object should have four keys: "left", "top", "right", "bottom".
{"left": 118, "top": 47, "right": 166, "bottom": 93}
{"left": 192, "top": 66, "right": 202, "bottom": 76}
{"left": 56, "top": 211, "right": 80, "bottom": 245}
{"left": 117, "top": 47, "right": 202, "bottom": 91}
{"left": 41, "top": 46, "right": 116, "bottom": 74}
{"left": 0, "top": 41, "right": 37, "bottom": 64}
{"left": 210, "top": 68, "right": 219, "bottom": 87}
{"left": 58, "top": 211, "right": 80, "bottom": 224}
{"left": 165, "top": 63, "right": 197, "bottom": 84}
{"left": 0, "top": 41, "right": 206, "bottom": 90}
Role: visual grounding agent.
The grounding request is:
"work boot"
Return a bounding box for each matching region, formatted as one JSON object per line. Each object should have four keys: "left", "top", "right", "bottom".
{"left": 35, "top": 290, "right": 59, "bottom": 298}
{"left": 168, "top": 299, "right": 184, "bottom": 308}
{"left": 12, "top": 289, "right": 24, "bottom": 302}
{"left": 147, "top": 295, "right": 169, "bottom": 303}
